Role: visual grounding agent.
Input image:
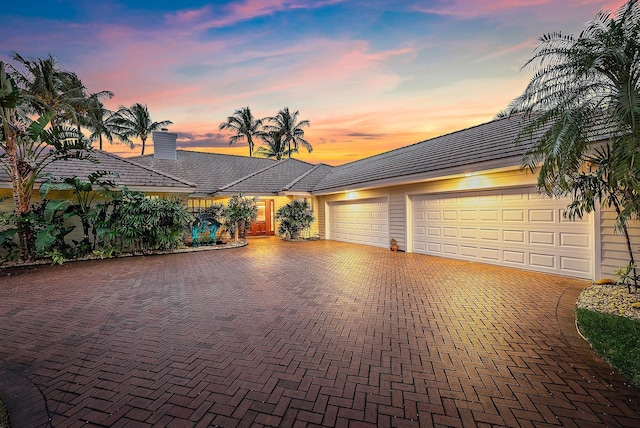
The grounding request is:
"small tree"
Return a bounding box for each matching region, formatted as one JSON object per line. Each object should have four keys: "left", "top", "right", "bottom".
{"left": 225, "top": 194, "right": 257, "bottom": 243}
{"left": 275, "top": 199, "right": 314, "bottom": 240}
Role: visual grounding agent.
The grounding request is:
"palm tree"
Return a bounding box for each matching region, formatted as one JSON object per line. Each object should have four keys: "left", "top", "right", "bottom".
{"left": 265, "top": 107, "right": 311, "bottom": 157}
{"left": 219, "top": 106, "right": 265, "bottom": 157}
{"left": 506, "top": 0, "right": 640, "bottom": 287}
{"left": 110, "top": 103, "right": 172, "bottom": 155}
{"left": 84, "top": 95, "right": 116, "bottom": 150}
{"left": 254, "top": 130, "right": 294, "bottom": 160}
{"left": 11, "top": 53, "right": 86, "bottom": 126}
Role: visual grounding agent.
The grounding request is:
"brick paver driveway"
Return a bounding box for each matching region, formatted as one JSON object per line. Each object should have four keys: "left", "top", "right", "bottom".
{"left": 1, "top": 238, "right": 639, "bottom": 427}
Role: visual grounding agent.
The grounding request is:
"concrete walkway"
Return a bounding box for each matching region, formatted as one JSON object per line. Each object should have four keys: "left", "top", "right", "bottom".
{"left": 1, "top": 238, "right": 639, "bottom": 427}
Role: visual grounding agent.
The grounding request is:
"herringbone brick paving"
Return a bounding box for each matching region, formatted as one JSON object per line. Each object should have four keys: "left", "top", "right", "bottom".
{"left": 1, "top": 238, "right": 639, "bottom": 427}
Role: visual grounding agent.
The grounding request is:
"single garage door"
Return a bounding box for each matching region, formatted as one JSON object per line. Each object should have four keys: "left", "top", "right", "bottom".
{"left": 412, "top": 188, "right": 593, "bottom": 278}
{"left": 329, "top": 198, "right": 389, "bottom": 248}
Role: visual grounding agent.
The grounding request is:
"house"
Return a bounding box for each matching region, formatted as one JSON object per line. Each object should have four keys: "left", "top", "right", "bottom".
{"left": 131, "top": 130, "right": 329, "bottom": 237}
{"left": 1, "top": 116, "right": 637, "bottom": 280}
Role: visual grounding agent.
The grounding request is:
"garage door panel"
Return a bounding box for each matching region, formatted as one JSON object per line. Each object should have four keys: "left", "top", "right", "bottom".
{"left": 504, "top": 250, "right": 526, "bottom": 265}
{"left": 480, "top": 210, "right": 499, "bottom": 221}
{"left": 560, "top": 233, "right": 590, "bottom": 248}
{"left": 412, "top": 188, "right": 593, "bottom": 278}
{"left": 503, "top": 210, "right": 524, "bottom": 222}
{"left": 530, "top": 253, "right": 556, "bottom": 269}
{"left": 480, "top": 229, "right": 499, "bottom": 241}
{"left": 329, "top": 199, "right": 389, "bottom": 248}
{"left": 443, "top": 210, "right": 457, "bottom": 220}
{"left": 481, "top": 248, "right": 500, "bottom": 261}
{"left": 442, "top": 244, "right": 456, "bottom": 254}
{"left": 503, "top": 230, "right": 525, "bottom": 243}
{"left": 529, "top": 209, "right": 555, "bottom": 222}
{"left": 561, "top": 257, "right": 591, "bottom": 275}
{"left": 529, "top": 231, "right": 555, "bottom": 245}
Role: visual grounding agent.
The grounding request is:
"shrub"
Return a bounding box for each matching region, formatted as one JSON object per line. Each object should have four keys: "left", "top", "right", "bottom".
{"left": 94, "top": 188, "right": 194, "bottom": 253}
{"left": 225, "top": 194, "right": 257, "bottom": 242}
{"left": 275, "top": 199, "right": 314, "bottom": 240}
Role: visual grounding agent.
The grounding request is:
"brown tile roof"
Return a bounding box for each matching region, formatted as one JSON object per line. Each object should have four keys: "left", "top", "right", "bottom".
{"left": 130, "top": 150, "right": 277, "bottom": 195}
{"left": 0, "top": 150, "right": 195, "bottom": 191}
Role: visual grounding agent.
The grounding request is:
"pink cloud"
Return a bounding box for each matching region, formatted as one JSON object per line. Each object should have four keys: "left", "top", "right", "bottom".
{"left": 414, "top": 0, "right": 627, "bottom": 20}
{"left": 214, "top": 0, "right": 344, "bottom": 25}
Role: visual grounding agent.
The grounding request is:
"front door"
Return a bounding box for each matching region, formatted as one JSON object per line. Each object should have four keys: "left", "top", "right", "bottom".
{"left": 248, "top": 200, "right": 273, "bottom": 236}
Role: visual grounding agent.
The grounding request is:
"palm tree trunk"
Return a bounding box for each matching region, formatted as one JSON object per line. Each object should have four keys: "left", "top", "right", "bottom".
{"left": 4, "top": 122, "right": 27, "bottom": 260}
{"left": 141, "top": 136, "right": 146, "bottom": 155}
{"left": 612, "top": 197, "right": 638, "bottom": 292}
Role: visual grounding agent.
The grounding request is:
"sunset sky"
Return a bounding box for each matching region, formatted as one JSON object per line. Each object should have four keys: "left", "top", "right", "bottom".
{"left": 1, "top": 0, "right": 628, "bottom": 165}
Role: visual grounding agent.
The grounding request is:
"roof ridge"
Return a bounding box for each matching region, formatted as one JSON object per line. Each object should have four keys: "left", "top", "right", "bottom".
{"left": 218, "top": 158, "right": 287, "bottom": 191}
{"left": 109, "top": 150, "right": 197, "bottom": 187}
{"left": 281, "top": 163, "right": 330, "bottom": 191}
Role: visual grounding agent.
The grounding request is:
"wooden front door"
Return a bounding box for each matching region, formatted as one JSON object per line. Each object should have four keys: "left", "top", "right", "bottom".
{"left": 248, "top": 200, "right": 272, "bottom": 236}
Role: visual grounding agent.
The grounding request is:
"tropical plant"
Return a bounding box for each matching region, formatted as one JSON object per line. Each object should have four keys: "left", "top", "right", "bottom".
{"left": 225, "top": 194, "right": 258, "bottom": 242}
{"left": 109, "top": 103, "right": 172, "bottom": 155}
{"left": 39, "top": 171, "right": 117, "bottom": 249}
{"left": 1, "top": 59, "right": 95, "bottom": 259}
{"left": 93, "top": 188, "right": 193, "bottom": 253}
{"left": 506, "top": 0, "right": 640, "bottom": 288}
{"left": 275, "top": 199, "right": 314, "bottom": 240}
{"left": 10, "top": 53, "right": 85, "bottom": 126}
{"left": 264, "top": 107, "right": 311, "bottom": 157}
{"left": 219, "top": 106, "right": 265, "bottom": 157}
{"left": 255, "top": 130, "right": 294, "bottom": 160}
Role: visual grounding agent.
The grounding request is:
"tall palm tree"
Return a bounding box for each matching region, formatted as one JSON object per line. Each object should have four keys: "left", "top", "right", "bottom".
{"left": 218, "top": 106, "right": 265, "bottom": 157}
{"left": 507, "top": 0, "right": 640, "bottom": 285}
{"left": 265, "top": 107, "right": 311, "bottom": 157}
{"left": 110, "top": 103, "right": 172, "bottom": 155}
{"left": 11, "top": 53, "right": 86, "bottom": 126}
{"left": 254, "top": 130, "right": 294, "bottom": 160}
{"left": 83, "top": 95, "right": 116, "bottom": 150}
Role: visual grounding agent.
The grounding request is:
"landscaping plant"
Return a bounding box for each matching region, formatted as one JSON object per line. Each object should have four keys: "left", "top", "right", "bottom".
{"left": 275, "top": 199, "right": 314, "bottom": 240}
{"left": 225, "top": 194, "right": 257, "bottom": 242}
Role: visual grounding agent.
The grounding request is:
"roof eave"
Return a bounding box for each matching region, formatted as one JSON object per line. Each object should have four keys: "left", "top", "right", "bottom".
{"left": 311, "top": 156, "right": 526, "bottom": 195}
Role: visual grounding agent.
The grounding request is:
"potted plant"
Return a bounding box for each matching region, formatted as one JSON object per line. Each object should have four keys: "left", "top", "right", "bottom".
{"left": 390, "top": 238, "right": 398, "bottom": 252}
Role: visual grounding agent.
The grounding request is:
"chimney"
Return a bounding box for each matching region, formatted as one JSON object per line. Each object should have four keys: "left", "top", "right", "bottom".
{"left": 152, "top": 129, "right": 177, "bottom": 160}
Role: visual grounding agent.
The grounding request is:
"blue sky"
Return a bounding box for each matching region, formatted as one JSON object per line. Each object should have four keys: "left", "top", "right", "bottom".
{"left": 0, "top": 0, "right": 627, "bottom": 164}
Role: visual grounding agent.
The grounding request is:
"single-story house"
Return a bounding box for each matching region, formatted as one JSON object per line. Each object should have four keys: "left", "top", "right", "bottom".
{"left": 1, "top": 115, "right": 637, "bottom": 280}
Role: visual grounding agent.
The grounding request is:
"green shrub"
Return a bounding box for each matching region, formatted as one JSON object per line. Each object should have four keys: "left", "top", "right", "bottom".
{"left": 275, "top": 199, "right": 314, "bottom": 240}
{"left": 225, "top": 194, "right": 257, "bottom": 242}
{"left": 94, "top": 188, "right": 194, "bottom": 253}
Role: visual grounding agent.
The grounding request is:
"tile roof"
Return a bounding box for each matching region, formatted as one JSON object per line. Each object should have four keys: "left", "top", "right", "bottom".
{"left": 220, "top": 158, "right": 318, "bottom": 194}
{"left": 130, "top": 150, "right": 277, "bottom": 195}
{"left": 285, "top": 164, "right": 334, "bottom": 192}
{"left": 0, "top": 150, "right": 196, "bottom": 190}
{"left": 312, "top": 115, "right": 536, "bottom": 192}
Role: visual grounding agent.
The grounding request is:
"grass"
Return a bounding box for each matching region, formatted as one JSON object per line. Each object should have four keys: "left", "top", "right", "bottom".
{"left": 0, "top": 398, "right": 8, "bottom": 428}
{"left": 576, "top": 307, "right": 640, "bottom": 387}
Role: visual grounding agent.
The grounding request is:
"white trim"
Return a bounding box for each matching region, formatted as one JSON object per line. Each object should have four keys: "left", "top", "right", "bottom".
{"left": 594, "top": 204, "right": 602, "bottom": 280}
{"left": 405, "top": 193, "right": 414, "bottom": 253}
{"left": 324, "top": 201, "right": 331, "bottom": 240}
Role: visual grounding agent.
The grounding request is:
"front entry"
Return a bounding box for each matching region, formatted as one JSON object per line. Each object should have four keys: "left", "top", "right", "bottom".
{"left": 248, "top": 199, "right": 273, "bottom": 236}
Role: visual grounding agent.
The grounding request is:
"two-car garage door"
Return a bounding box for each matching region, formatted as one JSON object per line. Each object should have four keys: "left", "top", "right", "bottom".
{"left": 411, "top": 188, "right": 593, "bottom": 278}
{"left": 329, "top": 198, "right": 389, "bottom": 248}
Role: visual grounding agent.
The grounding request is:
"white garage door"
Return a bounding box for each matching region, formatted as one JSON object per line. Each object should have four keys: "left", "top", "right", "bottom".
{"left": 329, "top": 198, "right": 389, "bottom": 248}
{"left": 412, "top": 188, "right": 593, "bottom": 278}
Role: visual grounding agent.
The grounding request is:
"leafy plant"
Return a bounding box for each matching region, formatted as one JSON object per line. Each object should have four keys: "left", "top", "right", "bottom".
{"left": 94, "top": 188, "right": 193, "bottom": 253}
{"left": 275, "top": 199, "right": 314, "bottom": 240}
{"left": 39, "top": 170, "right": 117, "bottom": 249}
{"left": 225, "top": 194, "right": 257, "bottom": 242}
